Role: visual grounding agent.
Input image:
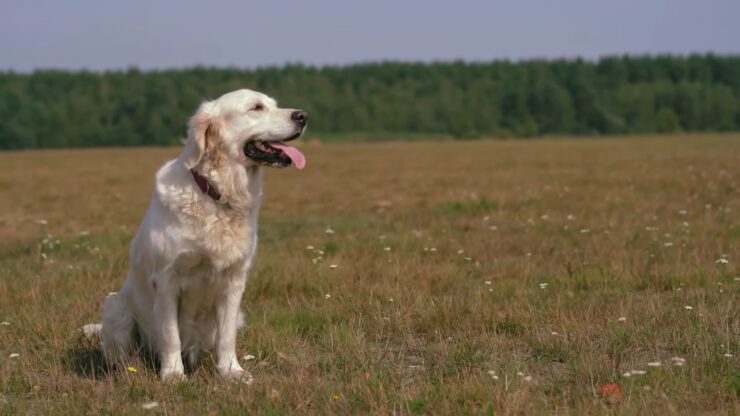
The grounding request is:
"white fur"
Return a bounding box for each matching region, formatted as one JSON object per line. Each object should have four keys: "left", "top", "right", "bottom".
{"left": 91, "top": 89, "right": 305, "bottom": 382}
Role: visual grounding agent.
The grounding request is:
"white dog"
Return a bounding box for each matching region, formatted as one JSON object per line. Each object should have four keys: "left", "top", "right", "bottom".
{"left": 85, "top": 89, "right": 307, "bottom": 382}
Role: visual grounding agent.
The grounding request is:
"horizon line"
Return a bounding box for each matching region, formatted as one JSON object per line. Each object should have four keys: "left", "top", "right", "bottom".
{"left": 1, "top": 52, "right": 737, "bottom": 75}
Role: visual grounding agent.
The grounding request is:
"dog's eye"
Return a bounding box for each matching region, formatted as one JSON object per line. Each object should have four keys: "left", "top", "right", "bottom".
{"left": 250, "top": 103, "right": 265, "bottom": 112}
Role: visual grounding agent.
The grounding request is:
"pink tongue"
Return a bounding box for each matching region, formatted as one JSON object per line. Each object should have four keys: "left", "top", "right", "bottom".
{"left": 270, "top": 142, "right": 306, "bottom": 170}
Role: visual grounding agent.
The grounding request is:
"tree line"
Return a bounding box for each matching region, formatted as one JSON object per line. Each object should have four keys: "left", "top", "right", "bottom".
{"left": 1, "top": 54, "right": 739, "bottom": 149}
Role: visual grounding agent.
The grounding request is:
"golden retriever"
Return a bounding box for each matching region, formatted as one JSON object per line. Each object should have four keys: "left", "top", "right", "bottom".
{"left": 85, "top": 89, "right": 307, "bottom": 382}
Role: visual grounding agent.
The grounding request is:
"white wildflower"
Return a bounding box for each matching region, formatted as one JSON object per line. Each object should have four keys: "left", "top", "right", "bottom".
{"left": 324, "top": 293, "right": 331, "bottom": 299}
{"left": 35, "top": 219, "right": 48, "bottom": 225}
{"left": 141, "top": 402, "right": 159, "bottom": 410}
{"left": 329, "top": 264, "right": 338, "bottom": 269}
{"left": 715, "top": 258, "right": 729, "bottom": 265}
{"left": 630, "top": 370, "right": 646, "bottom": 376}
{"left": 242, "top": 354, "right": 256, "bottom": 361}
{"left": 384, "top": 247, "right": 391, "bottom": 252}
{"left": 617, "top": 317, "right": 627, "bottom": 322}
{"left": 670, "top": 357, "right": 686, "bottom": 366}
{"left": 684, "top": 305, "right": 694, "bottom": 310}
{"left": 647, "top": 361, "right": 661, "bottom": 367}
{"left": 305, "top": 245, "right": 314, "bottom": 250}
{"left": 324, "top": 228, "right": 335, "bottom": 235}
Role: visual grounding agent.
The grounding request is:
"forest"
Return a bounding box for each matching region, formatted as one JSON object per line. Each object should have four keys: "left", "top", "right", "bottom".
{"left": 0, "top": 55, "right": 738, "bottom": 149}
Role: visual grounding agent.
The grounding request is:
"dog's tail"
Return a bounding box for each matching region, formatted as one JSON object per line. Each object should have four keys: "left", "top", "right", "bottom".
{"left": 81, "top": 291, "right": 119, "bottom": 341}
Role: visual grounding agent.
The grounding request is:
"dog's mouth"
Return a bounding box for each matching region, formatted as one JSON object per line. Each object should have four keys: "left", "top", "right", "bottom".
{"left": 243, "top": 132, "right": 306, "bottom": 169}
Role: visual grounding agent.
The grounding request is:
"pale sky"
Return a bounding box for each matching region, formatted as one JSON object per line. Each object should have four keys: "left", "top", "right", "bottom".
{"left": 1, "top": 0, "right": 738, "bottom": 72}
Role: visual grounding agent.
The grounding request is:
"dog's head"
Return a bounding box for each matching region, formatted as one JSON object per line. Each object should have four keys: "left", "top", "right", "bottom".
{"left": 184, "top": 89, "right": 307, "bottom": 170}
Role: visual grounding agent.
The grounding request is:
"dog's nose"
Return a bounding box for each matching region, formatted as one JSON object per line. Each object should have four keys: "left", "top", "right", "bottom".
{"left": 292, "top": 110, "right": 308, "bottom": 126}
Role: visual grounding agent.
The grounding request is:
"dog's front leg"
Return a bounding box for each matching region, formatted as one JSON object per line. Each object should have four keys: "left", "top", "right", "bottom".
{"left": 154, "top": 282, "right": 185, "bottom": 382}
{"left": 216, "top": 276, "right": 251, "bottom": 382}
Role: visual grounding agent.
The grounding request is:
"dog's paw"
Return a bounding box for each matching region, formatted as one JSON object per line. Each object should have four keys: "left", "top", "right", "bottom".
{"left": 160, "top": 365, "right": 187, "bottom": 383}
{"left": 219, "top": 365, "right": 254, "bottom": 384}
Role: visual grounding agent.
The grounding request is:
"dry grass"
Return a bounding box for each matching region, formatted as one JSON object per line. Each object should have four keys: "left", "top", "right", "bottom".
{"left": 0, "top": 134, "right": 738, "bottom": 415}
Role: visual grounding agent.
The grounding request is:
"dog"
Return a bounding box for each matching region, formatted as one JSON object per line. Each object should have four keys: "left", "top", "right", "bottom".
{"left": 84, "top": 89, "right": 307, "bottom": 382}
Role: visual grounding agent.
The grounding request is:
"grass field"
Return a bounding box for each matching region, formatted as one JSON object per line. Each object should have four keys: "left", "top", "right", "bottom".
{"left": 0, "top": 135, "right": 738, "bottom": 414}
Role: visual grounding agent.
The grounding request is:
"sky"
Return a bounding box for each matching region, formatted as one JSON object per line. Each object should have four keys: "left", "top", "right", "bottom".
{"left": 1, "top": 0, "right": 739, "bottom": 72}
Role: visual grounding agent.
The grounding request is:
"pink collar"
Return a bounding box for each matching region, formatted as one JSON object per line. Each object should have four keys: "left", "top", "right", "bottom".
{"left": 190, "top": 169, "right": 222, "bottom": 201}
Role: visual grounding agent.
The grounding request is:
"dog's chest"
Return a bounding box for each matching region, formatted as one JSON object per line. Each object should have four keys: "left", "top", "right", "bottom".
{"left": 165, "top": 180, "right": 258, "bottom": 264}
{"left": 171, "top": 236, "right": 254, "bottom": 308}
{"left": 185, "top": 213, "right": 257, "bottom": 272}
{"left": 173, "top": 250, "right": 246, "bottom": 291}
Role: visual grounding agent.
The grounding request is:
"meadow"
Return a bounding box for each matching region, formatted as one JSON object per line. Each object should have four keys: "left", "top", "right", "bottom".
{"left": 0, "top": 135, "right": 738, "bottom": 414}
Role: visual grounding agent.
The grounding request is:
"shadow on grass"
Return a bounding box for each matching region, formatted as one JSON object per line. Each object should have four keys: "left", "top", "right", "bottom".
{"left": 62, "top": 335, "right": 110, "bottom": 380}
{"left": 62, "top": 333, "right": 160, "bottom": 381}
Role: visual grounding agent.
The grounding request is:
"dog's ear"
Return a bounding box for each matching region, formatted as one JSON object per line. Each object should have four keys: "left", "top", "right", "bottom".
{"left": 184, "top": 101, "right": 219, "bottom": 169}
